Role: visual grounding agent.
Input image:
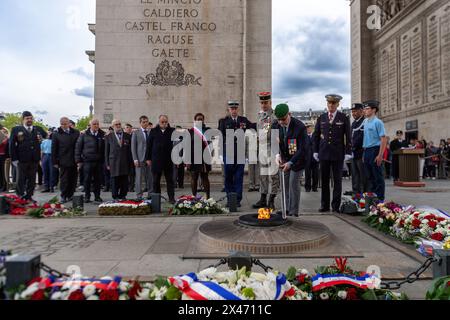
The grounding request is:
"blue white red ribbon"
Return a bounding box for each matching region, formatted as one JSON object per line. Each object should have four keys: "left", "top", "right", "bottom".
{"left": 193, "top": 126, "right": 212, "bottom": 154}
{"left": 312, "top": 274, "right": 379, "bottom": 291}
{"left": 169, "top": 272, "right": 291, "bottom": 300}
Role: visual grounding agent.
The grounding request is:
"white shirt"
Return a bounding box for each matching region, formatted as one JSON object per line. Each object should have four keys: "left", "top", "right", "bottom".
{"left": 328, "top": 111, "right": 338, "bottom": 123}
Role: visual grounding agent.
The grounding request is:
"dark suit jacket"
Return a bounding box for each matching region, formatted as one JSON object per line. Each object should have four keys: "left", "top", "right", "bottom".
{"left": 52, "top": 127, "right": 80, "bottom": 167}
{"left": 105, "top": 132, "right": 132, "bottom": 177}
{"left": 351, "top": 117, "right": 365, "bottom": 160}
{"left": 273, "top": 117, "right": 309, "bottom": 172}
{"left": 146, "top": 125, "right": 175, "bottom": 173}
{"left": 218, "top": 116, "right": 256, "bottom": 161}
{"left": 313, "top": 112, "right": 352, "bottom": 162}
{"left": 9, "top": 125, "right": 48, "bottom": 163}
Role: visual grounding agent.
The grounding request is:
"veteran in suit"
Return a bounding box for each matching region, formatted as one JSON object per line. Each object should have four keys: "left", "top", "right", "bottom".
{"left": 105, "top": 119, "right": 133, "bottom": 200}
{"left": 273, "top": 104, "right": 309, "bottom": 217}
{"left": 313, "top": 94, "right": 352, "bottom": 213}
{"left": 132, "top": 116, "right": 153, "bottom": 200}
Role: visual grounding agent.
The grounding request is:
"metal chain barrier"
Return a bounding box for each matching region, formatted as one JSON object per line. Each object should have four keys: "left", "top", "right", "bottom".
{"left": 380, "top": 256, "right": 437, "bottom": 291}
{"left": 39, "top": 262, "right": 70, "bottom": 279}
{"left": 208, "top": 257, "right": 273, "bottom": 273}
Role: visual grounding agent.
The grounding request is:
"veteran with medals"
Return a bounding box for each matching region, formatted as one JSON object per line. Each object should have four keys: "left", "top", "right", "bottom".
{"left": 313, "top": 94, "right": 352, "bottom": 213}
{"left": 253, "top": 92, "right": 280, "bottom": 210}
{"left": 273, "top": 104, "right": 309, "bottom": 217}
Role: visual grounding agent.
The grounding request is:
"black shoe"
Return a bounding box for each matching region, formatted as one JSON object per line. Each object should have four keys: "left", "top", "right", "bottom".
{"left": 60, "top": 198, "right": 68, "bottom": 204}
{"left": 85, "top": 198, "right": 92, "bottom": 204}
{"left": 319, "top": 208, "right": 330, "bottom": 213}
{"left": 252, "top": 194, "right": 267, "bottom": 209}
{"left": 42, "top": 189, "right": 51, "bottom": 193}
{"left": 332, "top": 208, "right": 341, "bottom": 213}
{"left": 312, "top": 189, "right": 318, "bottom": 192}
{"left": 344, "top": 191, "right": 354, "bottom": 196}
{"left": 237, "top": 203, "right": 242, "bottom": 208}
{"left": 305, "top": 189, "right": 311, "bottom": 193}
{"left": 267, "top": 194, "right": 276, "bottom": 210}
{"left": 95, "top": 197, "right": 103, "bottom": 203}
{"left": 169, "top": 198, "right": 176, "bottom": 205}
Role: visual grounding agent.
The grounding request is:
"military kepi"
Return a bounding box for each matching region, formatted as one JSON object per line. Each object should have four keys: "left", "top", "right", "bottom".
{"left": 258, "top": 92, "right": 271, "bottom": 101}
{"left": 363, "top": 100, "right": 380, "bottom": 110}
{"left": 274, "top": 103, "right": 289, "bottom": 119}
{"left": 351, "top": 103, "right": 364, "bottom": 110}
{"left": 325, "top": 94, "right": 343, "bottom": 103}
{"left": 228, "top": 100, "right": 240, "bottom": 108}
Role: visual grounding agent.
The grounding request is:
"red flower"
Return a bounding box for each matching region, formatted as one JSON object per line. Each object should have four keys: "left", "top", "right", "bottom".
{"left": 11, "top": 208, "right": 26, "bottom": 216}
{"left": 411, "top": 219, "right": 421, "bottom": 228}
{"left": 437, "top": 217, "right": 445, "bottom": 222}
{"left": 27, "top": 277, "right": 43, "bottom": 286}
{"left": 68, "top": 290, "right": 86, "bottom": 300}
{"left": 399, "top": 220, "right": 405, "bottom": 227}
{"left": 425, "top": 215, "right": 436, "bottom": 220}
{"left": 31, "top": 289, "right": 46, "bottom": 300}
{"left": 296, "top": 274, "right": 307, "bottom": 284}
{"left": 43, "top": 203, "right": 51, "bottom": 209}
{"left": 431, "top": 233, "right": 444, "bottom": 242}
{"left": 428, "top": 221, "right": 438, "bottom": 229}
{"left": 127, "top": 282, "right": 142, "bottom": 300}
{"left": 346, "top": 288, "right": 359, "bottom": 300}
{"left": 99, "top": 289, "right": 119, "bottom": 301}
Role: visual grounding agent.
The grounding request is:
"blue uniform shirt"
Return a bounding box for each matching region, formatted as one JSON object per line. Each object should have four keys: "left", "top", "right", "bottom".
{"left": 41, "top": 139, "right": 52, "bottom": 154}
{"left": 363, "top": 117, "right": 385, "bottom": 149}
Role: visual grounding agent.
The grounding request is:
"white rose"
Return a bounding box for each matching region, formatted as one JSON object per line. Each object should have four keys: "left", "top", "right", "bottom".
{"left": 136, "top": 288, "right": 150, "bottom": 300}
{"left": 51, "top": 292, "right": 63, "bottom": 300}
{"left": 319, "top": 292, "right": 329, "bottom": 300}
{"left": 249, "top": 273, "right": 267, "bottom": 282}
{"left": 379, "top": 218, "right": 384, "bottom": 224}
{"left": 87, "top": 295, "right": 99, "bottom": 301}
{"left": 299, "top": 269, "right": 309, "bottom": 275}
{"left": 337, "top": 291, "right": 347, "bottom": 300}
{"left": 198, "top": 267, "right": 217, "bottom": 279}
{"left": 83, "top": 284, "right": 97, "bottom": 297}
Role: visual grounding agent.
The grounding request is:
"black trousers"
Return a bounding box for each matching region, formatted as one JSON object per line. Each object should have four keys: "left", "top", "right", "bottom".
{"left": 153, "top": 165, "right": 175, "bottom": 200}
{"left": 111, "top": 175, "right": 128, "bottom": 200}
{"left": 320, "top": 160, "right": 343, "bottom": 211}
{"left": 0, "top": 156, "right": 7, "bottom": 191}
{"left": 59, "top": 166, "right": 78, "bottom": 199}
{"left": 392, "top": 155, "right": 400, "bottom": 180}
{"left": 305, "top": 161, "right": 319, "bottom": 191}
{"left": 83, "top": 162, "right": 103, "bottom": 199}
{"left": 17, "top": 162, "right": 38, "bottom": 199}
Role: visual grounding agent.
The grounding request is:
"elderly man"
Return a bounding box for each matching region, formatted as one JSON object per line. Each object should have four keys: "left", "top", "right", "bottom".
{"left": 9, "top": 111, "right": 48, "bottom": 201}
{"left": 75, "top": 118, "right": 105, "bottom": 203}
{"left": 313, "top": 94, "right": 352, "bottom": 213}
{"left": 105, "top": 119, "right": 133, "bottom": 201}
{"left": 131, "top": 116, "right": 153, "bottom": 200}
{"left": 52, "top": 117, "right": 80, "bottom": 203}
{"left": 273, "top": 104, "right": 309, "bottom": 217}
{"left": 146, "top": 115, "right": 176, "bottom": 204}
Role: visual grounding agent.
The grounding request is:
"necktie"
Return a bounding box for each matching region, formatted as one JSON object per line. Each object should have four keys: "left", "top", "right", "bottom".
{"left": 329, "top": 113, "right": 334, "bottom": 122}
{"left": 27, "top": 127, "right": 32, "bottom": 133}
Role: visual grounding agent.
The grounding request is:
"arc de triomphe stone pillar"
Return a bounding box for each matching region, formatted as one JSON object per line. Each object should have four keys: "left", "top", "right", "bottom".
{"left": 92, "top": 0, "right": 272, "bottom": 128}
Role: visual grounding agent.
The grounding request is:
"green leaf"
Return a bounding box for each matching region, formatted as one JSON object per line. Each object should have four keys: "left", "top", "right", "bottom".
{"left": 286, "top": 267, "right": 297, "bottom": 282}
{"left": 242, "top": 288, "right": 255, "bottom": 300}
{"left": 153, "top": 276, "right": 168, "bottom": 289}
{"left": 165, "top": 285, "right": 182, "bottom": 300}
{"left": 361, "top": 289, "right": 378, "bottom": 300}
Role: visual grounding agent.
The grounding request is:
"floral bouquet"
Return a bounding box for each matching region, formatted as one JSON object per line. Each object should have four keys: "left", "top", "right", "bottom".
{"left": 168, "top": 267, "right": 302, "bottom": 300}
{"left": 1, "top": 194, "right": 39, "bottom": 216}
{"left": 10, "top": 275, "right": 182, "bottom": 301}
{"left": 169, "top": 196, "right": 228, "bottom": 216}
{"left": 363, "top": 202, "right": 404, "bottom": 234}
{"left": 426, "top": 275, "right": 450, "bottom": 300}
{"left": 288, "top": 258, "right": 407, "bottom": 300}
{"left": 98, "top": 200, "right": 152, "bottom": 216}
{"left": 393, "top": 210, "right": 450, "bottom": 244}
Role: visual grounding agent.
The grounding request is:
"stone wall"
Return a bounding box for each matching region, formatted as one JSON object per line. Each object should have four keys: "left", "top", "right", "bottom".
{"left": 94, "top": 0, "right": 271, "bottom": 128}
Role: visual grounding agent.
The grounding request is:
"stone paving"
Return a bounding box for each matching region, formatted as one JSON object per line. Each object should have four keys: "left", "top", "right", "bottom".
{"left": 1, "top": 179, "right": 449, "bottom": 300}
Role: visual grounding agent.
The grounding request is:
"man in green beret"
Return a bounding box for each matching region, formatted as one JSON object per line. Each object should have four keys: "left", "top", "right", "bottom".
{"left": 272, "top": 104, "right": 309, "bottom": 217}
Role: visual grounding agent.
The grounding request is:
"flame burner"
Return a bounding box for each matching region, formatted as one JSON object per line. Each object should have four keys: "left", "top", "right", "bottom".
{"left": 238, "top": 213, "right": 290, "bottom": 228}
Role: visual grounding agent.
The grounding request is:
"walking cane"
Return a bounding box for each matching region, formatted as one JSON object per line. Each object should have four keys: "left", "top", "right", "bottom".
{"left": 280, "top": 169, "right": 287, "bottom": 220}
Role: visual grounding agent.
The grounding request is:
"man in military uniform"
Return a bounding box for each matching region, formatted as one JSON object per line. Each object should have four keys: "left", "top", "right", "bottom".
{"left": 349, "top": 103, "right": 367, "bottom": 195}
{"left": 313, "top": 95, "right": 352, "bottom": 213}
{"left": 219, "top": 100, "right": 256, "bottom": 207}
{"left": 9, "top": 111, "right": 48, "bottom": 201}
{"left": 253, "top": 92, "right": 280, "bottom": 209}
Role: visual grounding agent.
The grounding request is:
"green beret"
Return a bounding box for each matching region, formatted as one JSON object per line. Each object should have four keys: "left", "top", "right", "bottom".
{"left": 274, "top": 103, "right": 289, "bottom": 119}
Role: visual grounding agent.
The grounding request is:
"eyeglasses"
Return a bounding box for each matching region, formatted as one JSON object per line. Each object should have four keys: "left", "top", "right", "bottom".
{"left": 114, "top": 123, "right": 122, "bottom": 126}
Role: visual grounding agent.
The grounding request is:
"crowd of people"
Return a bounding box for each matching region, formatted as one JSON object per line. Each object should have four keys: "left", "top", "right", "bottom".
{"left": 1, "top": 95, "right": 449, "bottom": 214}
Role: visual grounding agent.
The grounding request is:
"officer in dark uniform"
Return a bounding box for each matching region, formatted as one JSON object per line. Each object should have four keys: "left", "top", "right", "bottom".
{"left": 219, "top": 100, "right": 256, "bottom": 207}
{"left": 9, "top": 111, "right": 48, "bottom": 201}
{"left": 349, "top": 103, "right": 367, "bottom": 195}
{"left": 313, "top": 95, "right": 352, "bottom": 212}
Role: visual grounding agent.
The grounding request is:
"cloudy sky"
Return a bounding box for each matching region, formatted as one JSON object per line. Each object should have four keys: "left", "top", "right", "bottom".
{"left": 0, "top": 0, "right": 350, "bottom": 126}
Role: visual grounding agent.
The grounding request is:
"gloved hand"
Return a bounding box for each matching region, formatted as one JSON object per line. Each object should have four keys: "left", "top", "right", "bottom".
{"left": 275, "top": 154, "right": 282, "bottom": 166}
{"left": 313, "top": 153, "right": 319, "bottom": 162}
{"left": 12, "top": 161, "right": 18, "bottom": 167}
{"left": 345, "top": 154, "right": 353, "bottom": 162}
